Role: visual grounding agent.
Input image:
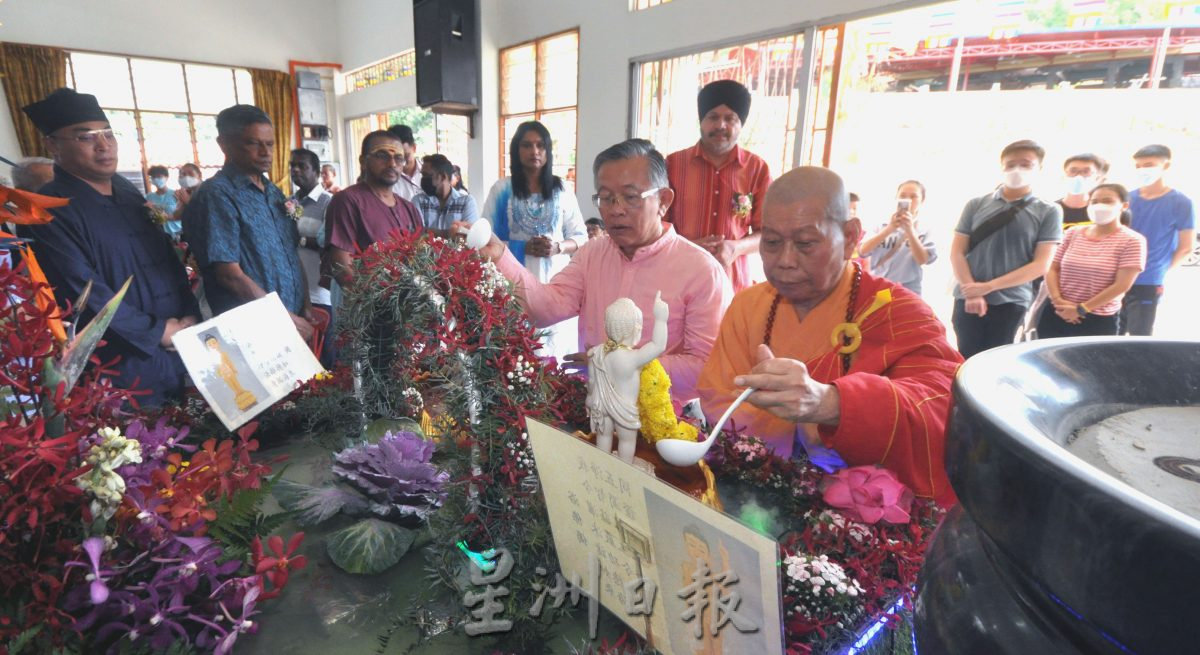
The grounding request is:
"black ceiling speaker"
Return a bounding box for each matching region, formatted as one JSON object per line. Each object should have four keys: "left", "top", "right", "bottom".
{"left": 414, "top": 0, "right": 478, "bottom": 114}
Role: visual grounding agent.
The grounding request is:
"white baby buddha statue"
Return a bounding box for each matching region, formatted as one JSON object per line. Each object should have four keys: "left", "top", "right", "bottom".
{"left": 586, "top": 292, "right": 669, "bottom": 464}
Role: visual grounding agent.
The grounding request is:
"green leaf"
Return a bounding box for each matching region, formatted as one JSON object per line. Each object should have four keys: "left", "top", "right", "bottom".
{"left": 208, "top": 468, "right": 291, "bottom": 560}
{"left": 326, "top": 518, "right": 415, "bottom": 575}
{"left": 273, "top": 479, "right": 368, "bottom": 526}
{"left": 5, "top": 624, "right": 41, "bottom": 654}
{"left": 56, "top": 276, "right": 131, "bottom": 395}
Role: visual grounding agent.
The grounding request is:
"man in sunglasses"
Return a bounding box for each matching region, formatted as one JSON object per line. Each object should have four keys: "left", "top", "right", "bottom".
{"left": 20, "top": 88, "right": 200, "bottom": 406}
{"left": 183, "top": 104, "right": 315, "bottom": 341}
{"left": 323, "top": 130, "right": 423, "bottom": 288}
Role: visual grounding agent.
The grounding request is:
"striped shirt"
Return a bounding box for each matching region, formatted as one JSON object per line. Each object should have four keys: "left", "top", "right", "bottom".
{"left": 665, "top": 143, "right": 772, "bottom": 292}
{"left": 1054, "top": 225, "right": 1147, "bottom": 315}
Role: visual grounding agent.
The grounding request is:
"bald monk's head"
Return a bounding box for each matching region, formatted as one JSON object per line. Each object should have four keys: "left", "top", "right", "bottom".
{"left": 759, "top": 166, "right": 862, "bottom": 311}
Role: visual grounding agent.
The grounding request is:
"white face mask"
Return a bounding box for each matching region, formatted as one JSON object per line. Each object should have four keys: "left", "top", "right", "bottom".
{"left": 1134, "top": 166, "right": 1162, "bottom": 188}
{"left": 179, "top": 175, "right": 199, "bottom": 189}
{"left": 1003, "top": 166, "right": 1034, "bottom": 190}
{"left": 1065, "top": 175, "right": 1094, "bottom": 196}
{"left": 1087, "top": 203, "right": 1121, "bottom": 225}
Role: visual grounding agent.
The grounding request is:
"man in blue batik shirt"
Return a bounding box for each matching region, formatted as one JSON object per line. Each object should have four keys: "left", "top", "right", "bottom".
{"left": 183, "top": 104, "right": 316, "bottom": 342}
{"left": 19, "top": 88, "right": 200, "bottom": 406}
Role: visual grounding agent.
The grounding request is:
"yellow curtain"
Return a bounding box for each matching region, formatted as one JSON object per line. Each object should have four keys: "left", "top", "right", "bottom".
{"left": 249, "top": 67, "right": 295, "bottom": 189}
{"left": 0, "top": 43, "right": 67, "bottom": 157}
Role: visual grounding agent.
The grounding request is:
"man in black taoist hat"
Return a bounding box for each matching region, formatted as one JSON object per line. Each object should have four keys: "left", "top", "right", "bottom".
{"left": 18, "top": 88, "right": 200, "bottom": 406}
{"left": 664, "top": 79, "right": 773, "bottom": 293}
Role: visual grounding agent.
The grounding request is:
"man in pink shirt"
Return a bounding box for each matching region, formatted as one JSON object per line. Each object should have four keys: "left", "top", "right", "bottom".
{"left": 474, "top": 139, "right": 732, "bottom": 402}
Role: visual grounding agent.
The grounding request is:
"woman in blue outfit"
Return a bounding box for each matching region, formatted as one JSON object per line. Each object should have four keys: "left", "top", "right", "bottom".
{"left": 482, "top": 120, "right": 586, "bottom": 360}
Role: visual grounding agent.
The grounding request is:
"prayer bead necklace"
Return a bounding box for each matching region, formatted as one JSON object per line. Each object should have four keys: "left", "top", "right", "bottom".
{"left": 762, "top": 261, "right": 863, "bottom": 376}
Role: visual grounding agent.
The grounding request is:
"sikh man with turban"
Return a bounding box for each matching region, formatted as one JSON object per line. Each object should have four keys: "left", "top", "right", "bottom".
{"left": 665, "top": 79, "right": 772, "bottom": 292}
{"left": 18, "top": 88, "right": 200, "bottom": 405}
{"left": 699, "top": 167, "right": 963, "bottom": 506}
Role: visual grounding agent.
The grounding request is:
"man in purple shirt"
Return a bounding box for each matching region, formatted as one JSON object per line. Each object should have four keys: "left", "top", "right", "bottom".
{"left": 323, "top": 130, "right": 423, "bottom": 287}
{"left": 472, "top": 139, "right": 732, "bottom": 402}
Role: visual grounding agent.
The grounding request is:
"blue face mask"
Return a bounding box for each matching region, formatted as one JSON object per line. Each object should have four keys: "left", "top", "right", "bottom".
{"left": 151, "top": 176, "right": 168, "bottom": 188}
{"left": 1065, "top": 175, "right": 1093, "bottom": 196}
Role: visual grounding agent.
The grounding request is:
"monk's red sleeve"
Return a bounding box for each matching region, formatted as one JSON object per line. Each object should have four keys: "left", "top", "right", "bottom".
{"left": 818, "top": 350, "right": 960, "bottom": 506}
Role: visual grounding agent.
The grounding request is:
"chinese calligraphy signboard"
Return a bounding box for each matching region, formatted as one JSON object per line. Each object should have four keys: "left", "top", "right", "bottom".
{"left": 525, "top": 418, "right": 783, "bottom": 655}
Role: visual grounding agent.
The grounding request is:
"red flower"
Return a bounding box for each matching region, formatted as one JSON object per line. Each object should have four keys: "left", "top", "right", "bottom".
{"left": 252, "top": 533, "right": 307, "bottom": 599}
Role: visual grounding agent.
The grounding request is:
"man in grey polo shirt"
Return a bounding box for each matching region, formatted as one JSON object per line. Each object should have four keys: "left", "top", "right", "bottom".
{"left": 949, "top": 139, "right": 1062, "bottom": 358}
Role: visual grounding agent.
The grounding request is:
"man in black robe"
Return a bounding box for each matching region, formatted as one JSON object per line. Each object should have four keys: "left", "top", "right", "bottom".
{"left": 19, "top": 88, "right": 200, "bottom": 406}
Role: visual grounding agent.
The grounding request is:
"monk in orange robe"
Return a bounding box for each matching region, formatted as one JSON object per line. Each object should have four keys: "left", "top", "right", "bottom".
{"left": 699, "top": 167, "right": 962, "bottom": 506}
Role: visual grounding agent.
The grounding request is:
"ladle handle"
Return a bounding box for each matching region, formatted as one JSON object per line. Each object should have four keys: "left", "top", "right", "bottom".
{"left": 708, "top": 387, "right": 756, "bottom": 442}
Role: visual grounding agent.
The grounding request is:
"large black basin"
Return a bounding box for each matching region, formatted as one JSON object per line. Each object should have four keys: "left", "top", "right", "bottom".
{"left": 915, "top": 338, "right": 1200, "bottom": 654}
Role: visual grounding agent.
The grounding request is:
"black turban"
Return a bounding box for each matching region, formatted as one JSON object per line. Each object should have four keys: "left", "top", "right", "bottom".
{"left": 697, "top": 79, "right": 751, "bottom": 124}
{"left": 22, "top": 88, "right": 108, "bottom": 135}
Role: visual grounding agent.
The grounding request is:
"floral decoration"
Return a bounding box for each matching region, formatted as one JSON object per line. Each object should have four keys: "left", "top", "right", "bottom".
{"left": 822, "top": 465, "right": 914, "bottom": 525}
{"left": 332, "top": 430, "right": 450, "bottom": 524}
{"left": 707, "top": 433, "right": 944, "bottom": 653}
{"left": 144, "top": 202, "right": 170, "bottom": 227}
{"left": 284, "top": 199, "right": 305, "bottom": 221}
{"left": 732, "top": 192, "right": 754, "bottom": 219}
{"left": 0, "top": 260, "right": 303, "bottom": 654}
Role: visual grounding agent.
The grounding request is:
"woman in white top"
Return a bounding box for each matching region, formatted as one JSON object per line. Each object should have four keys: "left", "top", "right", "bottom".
{"left": 483, "top": 120, "right": 587, "bottom": 360}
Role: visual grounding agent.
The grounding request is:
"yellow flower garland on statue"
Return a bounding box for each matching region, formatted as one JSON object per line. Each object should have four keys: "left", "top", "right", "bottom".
{"left": 637, "top": 359, "right": 699, "bottom": 444}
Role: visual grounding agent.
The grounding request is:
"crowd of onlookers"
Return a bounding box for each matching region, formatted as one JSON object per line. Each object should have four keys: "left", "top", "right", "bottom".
{"left": 848, "top": 141, "right": 1194, "bottom": 354}
{"left": 8, "top": 82, "right": 1195, "bottom": 412}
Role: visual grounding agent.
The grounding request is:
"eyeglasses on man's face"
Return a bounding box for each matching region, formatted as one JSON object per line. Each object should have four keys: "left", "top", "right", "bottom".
{"left": 370, "top": 151, "right": 407, "bottom": 164}
{"left": 51, "top": 128, "right": 120, "bottom": 145}
{"left": 591, "top": 187, "right": 662, "bottom": 210}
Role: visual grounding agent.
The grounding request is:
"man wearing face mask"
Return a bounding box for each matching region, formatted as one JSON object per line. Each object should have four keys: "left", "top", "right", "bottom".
{"left": 146, "top": 165, "right": 179, "bottom": 237}
{"left": 949, "top": 139, "right": 1062, "bottom": 359}
{"left": 1058, "top": 153, "right": 1108, "bottom": 228}
{"left": 1119, "top": 144, "right": 1196, "bottom": 336}
{"left": 411, "top": 153, "right": 478, "bottom": 237}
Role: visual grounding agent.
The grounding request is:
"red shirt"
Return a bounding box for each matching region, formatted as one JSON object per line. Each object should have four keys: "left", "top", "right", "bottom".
{"left": 325, "top": 182, "right": 422, "bottom": 252}
{"left": 665, "top": 143, "right": 772, "bottom": 292}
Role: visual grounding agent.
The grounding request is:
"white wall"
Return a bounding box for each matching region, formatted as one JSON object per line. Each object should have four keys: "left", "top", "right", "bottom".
{"left": 0, "top": 0, "right": 338, "bottom": 164}
{"left": 478, "top": 0, "right": 908, "bottom": 210}
{"left": 337, "top": 0, "right": 417, "bottom": 72}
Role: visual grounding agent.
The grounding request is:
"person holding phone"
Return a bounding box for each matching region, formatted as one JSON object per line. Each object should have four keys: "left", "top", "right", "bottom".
{"left": 858, "top": 180, "right": 937, "bottom": 294}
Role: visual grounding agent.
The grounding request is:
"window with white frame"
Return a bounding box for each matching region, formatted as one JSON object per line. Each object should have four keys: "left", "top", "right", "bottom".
{"left": 66, "top": 51, "right": 254, "bottom": 192}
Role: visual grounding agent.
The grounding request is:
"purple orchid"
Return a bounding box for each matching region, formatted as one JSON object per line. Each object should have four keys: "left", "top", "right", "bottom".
{"left": 332, "top": 430, "right": 449, "bottom": 525}
{"left": 66, "top": 537, "right": 111, "bottom": 604}
{"left": 213, "top": 582, "right": 261, "bottom": 655}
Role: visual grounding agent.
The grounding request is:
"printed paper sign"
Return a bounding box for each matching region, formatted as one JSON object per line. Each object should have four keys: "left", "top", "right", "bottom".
{"left": 173, "top": 293, "right": 323, "bottom": 430}
{"left": 526, "top": 418, "right": 783, "bottom": 655}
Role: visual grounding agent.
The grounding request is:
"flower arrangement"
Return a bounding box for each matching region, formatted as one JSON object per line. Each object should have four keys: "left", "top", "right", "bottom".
{"left": 0, "top": 262, "right": 304, "bottom": 654}
{"left": 732, "top": 192, "right": 754, "bottom": 219}
{"left": 336, "top": 229, "right": 590, "bottom": 652}
{"left": 707, "top": 433, "right": 944, "bottom": 653}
